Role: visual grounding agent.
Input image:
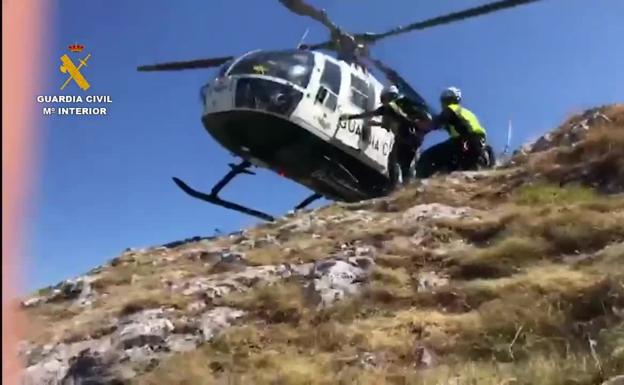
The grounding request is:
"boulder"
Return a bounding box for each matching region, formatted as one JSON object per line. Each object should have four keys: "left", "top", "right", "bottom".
{"left": 61, "top": 349, "right": 122, "bottom": 385}
{"left": 401, "top": 203, "right": 475, "bottom": 224}
{"left": 21, "top": 338, "right": 113, "bottom": 385}
{"left": 305, "top": 258, "right": 375, "bottom": 308}
{"left": 602, "top": 376, "right": 624, "bottom": 385}
{"left": 200, "top": 307, "right": 246, "bottom": 341}
{"left": 116, "top": 309, "right": 174, "bottom": 350}
{"left": 181, "top": 262, "right": 315, "bottom": 299}
{"left": 416, "top": 271, "right": 450, "bottom": 293}
{"left": 166, "top": 334, "right": 201, "bottom": 353}
{"left": 22, "top": 296, "right": 45, "bottom": 308}
{"left": 22, "top": 357, "right": 69, "bottom": 385}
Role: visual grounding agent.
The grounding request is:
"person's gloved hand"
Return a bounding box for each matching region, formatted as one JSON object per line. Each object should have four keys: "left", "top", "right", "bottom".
{"left": 459, "top": 134, "right": 484, "bottom": 154}
{"left": 413, "top": 119, "right": 432, "bottom": 134}
{"left": 361, "top": 125, "right": 371, "bottom": 141}
{"left": 462, "top": 139, "right": 470, "bottom": 152}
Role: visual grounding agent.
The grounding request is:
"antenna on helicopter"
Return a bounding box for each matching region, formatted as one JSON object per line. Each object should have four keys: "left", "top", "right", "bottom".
{"left": 297, "top": 28, "right": 310, "bottom": 49}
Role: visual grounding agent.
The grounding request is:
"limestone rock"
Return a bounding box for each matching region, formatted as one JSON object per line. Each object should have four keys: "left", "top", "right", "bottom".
{"left": 306, "top": 258, "right": 374, "bottom": 308}
{"left": 166, "top": 334, "right": 201, "bottom": 353}
{"left": 22, "top": 357, "right": 69, "bottom": 385}
{"left": 602, "top": 376, "right": 624, "bottom": 385}
{"left": 200, "top": 307, "right": 246, "bottom": 341}
{"left": 416, "top": 271, "right": 450, "bottom": 292}
{"left": 413, "top": 344, "right": 437, "bottom": 368}
{"left": 401, "top": 203, "right": 475, "bottom": 224}
{"left": 22, "top": 296, "right": 45, "bottom": 308}
{"left": 61, "top": 349, "right": 122, "bottom": 385}
{"left": 116, "top": 309, "right": 174, "bottom": 350}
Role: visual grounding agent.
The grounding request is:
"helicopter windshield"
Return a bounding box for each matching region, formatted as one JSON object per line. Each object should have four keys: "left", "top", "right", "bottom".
{"left": 228, "top": 50, "right": 315, "bottom": 88}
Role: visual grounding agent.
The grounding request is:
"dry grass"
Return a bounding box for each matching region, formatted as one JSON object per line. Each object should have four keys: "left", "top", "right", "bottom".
{"left": 135, "top": 178, "right": 624, "bottom": 384}
{"left": 528, "top": 106, "right": 624, "bottom": 191}
{"left": 447, "top": 236, "right": 550, "bottom": 279}
{"left": 364, "top": 266, "right": 415, "bottom": 307}
{"left": 243, "top": 236, "right": 335, "bottom": 266}
{"left": 137, "top": 296, "right": 623, "bottom": 384}
{"left": 24, "top": 256, "right": 195, "bottom": 344}
{"left": 137, "top": 255, "right": 621, "bottom": 383}
{"left": 137, "top": 354, "right": 608, "bottom": 385}
{"left": 31, "top": 105, "right": 624, "bottom": 384}
{"left": 513, "top": 183, "right": 598, "bottom": 205}
{"left": 216, "top": 280, "right": 308, "bottom": 325}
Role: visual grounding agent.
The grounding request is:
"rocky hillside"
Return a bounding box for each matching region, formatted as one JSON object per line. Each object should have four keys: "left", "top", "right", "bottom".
{"left": 20, "top": 105, "right": 624, "bottom": 385}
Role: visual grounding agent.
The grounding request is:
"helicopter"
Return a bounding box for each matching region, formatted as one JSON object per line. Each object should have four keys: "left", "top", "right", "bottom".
{"left": 137, "top": 0, "right": 543, "bottom": 222}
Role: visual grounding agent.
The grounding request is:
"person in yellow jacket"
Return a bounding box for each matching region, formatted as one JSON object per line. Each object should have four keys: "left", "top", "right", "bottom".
{"left": 415, "top": 87, "right": 490, "bottom": 178}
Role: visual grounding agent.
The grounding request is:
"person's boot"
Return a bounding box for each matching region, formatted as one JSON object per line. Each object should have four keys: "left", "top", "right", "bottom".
{"left": 404, "top": 157, "right": 417, "bottom": 184}
{"left": 390, "top": 162, "right": 402, "bottom": 189}
{"left": 400, "top": 167, "right": 412, "bottom": 186}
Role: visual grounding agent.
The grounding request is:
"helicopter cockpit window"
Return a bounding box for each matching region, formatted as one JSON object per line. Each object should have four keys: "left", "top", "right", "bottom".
{"left": 320, "top": 60, "right": 341, "bottom": 94}
{"left": 316, "top": 60, "right": 341, "bottom": 111}
{"left": 228, "top": 50, "right": 314, "bottom": 88}
{"left": 350, "top": 74, "right": 370, "bottom": 110}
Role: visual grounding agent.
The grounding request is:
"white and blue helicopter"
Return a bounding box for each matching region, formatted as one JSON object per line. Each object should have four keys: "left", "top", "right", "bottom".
{"left": 138, "top": 0, "right": 542, "bottom": 221}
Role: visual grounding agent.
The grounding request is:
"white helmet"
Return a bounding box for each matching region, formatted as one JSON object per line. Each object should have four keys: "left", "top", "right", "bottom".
{"left": 381, "top": 85, "right": 400, "bottom": 103}
{"left": 441, "top": 87, "right": 462, "bottom": 103}
{"left": 382, "top": 85, "right": 399, "bottom": 96}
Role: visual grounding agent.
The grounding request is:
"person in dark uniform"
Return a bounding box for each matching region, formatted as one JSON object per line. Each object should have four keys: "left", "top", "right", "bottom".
{"left": 339, "top": 85, "right": 430, "bottom": 187}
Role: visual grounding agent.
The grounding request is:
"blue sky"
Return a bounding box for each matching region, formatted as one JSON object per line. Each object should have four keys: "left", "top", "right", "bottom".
{"left": 27, "top": 0, "right": 624, "bottom": 291}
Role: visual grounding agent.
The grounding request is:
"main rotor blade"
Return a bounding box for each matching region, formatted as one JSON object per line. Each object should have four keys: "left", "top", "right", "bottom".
{"left": 307, "top": 0, "right": 544, "bottom": 49}
{"left": 278, "top": 0, "right": 341, "bottom": 34}
{"left": 137, "top": 56, "right": 233, "bottom": 72}
{"left": 368, "top": 57, "right": 433, "bottom": 117}
{"left": 360, "top": 0, "right": 544, "bottom": 43}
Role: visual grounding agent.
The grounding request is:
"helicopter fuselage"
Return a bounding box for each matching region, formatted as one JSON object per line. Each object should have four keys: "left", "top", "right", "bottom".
{"left": 199, "top": 48, "right": 399, "bottom": 201}
{"left": 137, "top": 0, "right": 542, "bottom": 220}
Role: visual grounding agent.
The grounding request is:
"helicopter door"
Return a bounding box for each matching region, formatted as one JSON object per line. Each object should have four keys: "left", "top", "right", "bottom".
{"left": 312, "top": 59, "right": 342, "bottom": 133}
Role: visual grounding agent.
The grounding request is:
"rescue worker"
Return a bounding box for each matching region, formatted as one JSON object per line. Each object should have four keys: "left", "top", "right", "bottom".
{"left": 415, "top": 87, "right": 488, "bottom": 178}
{"left": 339, "top": 85, "right": 428, "bottom": 187}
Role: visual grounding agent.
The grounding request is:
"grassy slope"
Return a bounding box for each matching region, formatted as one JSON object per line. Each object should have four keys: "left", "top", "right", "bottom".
{"left": 135, "top": 184, "right": 624, "bottom": 385}
{"left": 24, "top": 106, "right": 624, "bottom": 384}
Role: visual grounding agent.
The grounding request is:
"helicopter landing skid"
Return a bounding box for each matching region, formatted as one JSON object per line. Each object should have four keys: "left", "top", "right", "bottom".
{"left": 172, "top": 160, "right": 323, "bottom": 222}
{"left": 294, "top": 193, "right": 322, "bottom": 210}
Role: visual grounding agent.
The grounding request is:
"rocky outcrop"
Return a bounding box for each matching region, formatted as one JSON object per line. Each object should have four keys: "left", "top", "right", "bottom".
{"left": 306, "top": 256, "right": 375, "bottom": 308}
{"left": 20, "top": 247, "right": 378, "bottom": 384}
{"left": 22, "top": 276, "right": 96, "bottom": 309}
{"left": 515, "top": 106, "right": 614, "bottom": 156}
{"left": 400, "top": 203, "right": 476, "bottom": 224}
{"left": 20, "top": 305, "right": 248, "bottom": 385}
